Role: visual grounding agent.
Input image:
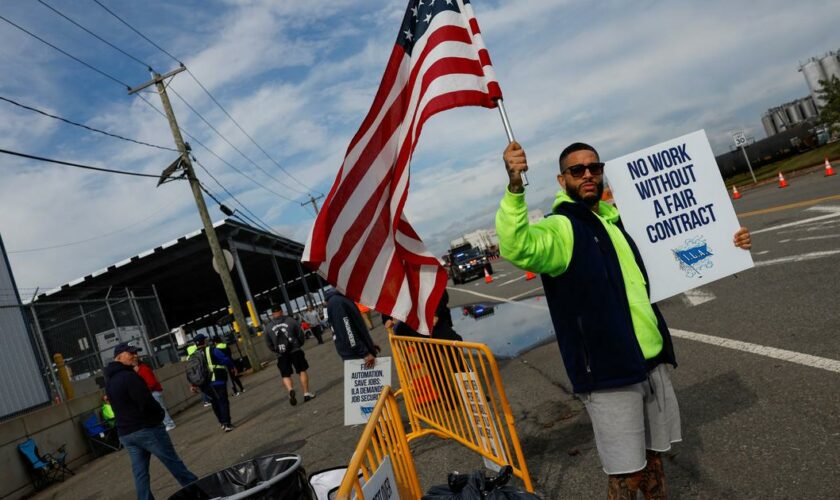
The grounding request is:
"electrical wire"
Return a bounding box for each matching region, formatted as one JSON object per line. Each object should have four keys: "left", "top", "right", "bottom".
{"left": 92, "top": 0, "right": 181, "bottom": 64}
{"left": 184, "top": 68, "right": 320, "bottom": 195}
{"left": 0, "top": 13, "right": 131, "bottom": 89}
{"left": 0, "top": 148, "right": 166, "bottom": 178}
{"left": 131, "top": 92, "right": 296, "bottom": 203}
{"left": 194, "top": 157, "right": 286, "bottom": 232}
{"left": 91, "top": 0, "right": 319, "bottom": 195}
{"left": 198, "top": 183, "right": 276, "bottom": 235}
{"left": 168, "top": 85, "right": 307, "bottom": 195}
{"left": 0, "top": 95, "right": 176, "bottom": 152}
{"left": 37, "top": 0, "right": 153, "bottom": 70}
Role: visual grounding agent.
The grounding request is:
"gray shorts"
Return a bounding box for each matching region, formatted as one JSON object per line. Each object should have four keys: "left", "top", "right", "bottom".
{"left": 581, "top": 364, "right": 682, "bottom": 475}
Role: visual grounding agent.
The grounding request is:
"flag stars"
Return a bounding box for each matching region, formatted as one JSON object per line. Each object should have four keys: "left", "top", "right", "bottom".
{"left": 411, "top": 5, "right": 418, "bottom": 17}
{"left": 403, "top": 29, "right": 414, "bottom": 41}
{"left": 444, "top": 0, "right": 453, "bottom": 4}
{"left": 423, "top": 13, "right": 432, "bottom": 24}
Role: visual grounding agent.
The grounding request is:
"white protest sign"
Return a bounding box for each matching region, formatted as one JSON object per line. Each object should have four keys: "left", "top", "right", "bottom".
{"left": 604, "top": 129, "right": 753, "bottom": 302}
{"left": 358, "top": 456, "right": 399, "bottom": 500}
{"left": 454, "top": 372, "right": 507, "bottom": 472}
{"left": 344, "top": 357, "right": 392, "bottom": 426}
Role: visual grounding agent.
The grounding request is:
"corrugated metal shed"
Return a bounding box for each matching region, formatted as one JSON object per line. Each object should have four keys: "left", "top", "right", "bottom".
{"left": 0, "top": 235, "right": 50, "bottom": 419}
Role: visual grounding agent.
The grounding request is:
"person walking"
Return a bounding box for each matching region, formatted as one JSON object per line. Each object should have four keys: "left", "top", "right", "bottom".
{"left": 134, "top": 359, "right": 176, "bottom": 431}
{"left": 496, "top": 141, "right": 752, "bottom": 499}
{"left": 105, "top": 343, "right": 197, "bottom": 500}
{"left": 264, "top": 306, "right": 315, "bottom": 405}
{"left": 187, "top": 334, "right": 236, "bottom": 431}
{"left": 325, "top": 288, "right": 380, "bottom": 368}
{"left": 212, "top": 335, "right": 244, "bottom": 396}
{"left": 302, "top": 306, "right": 325, "bottom": 344}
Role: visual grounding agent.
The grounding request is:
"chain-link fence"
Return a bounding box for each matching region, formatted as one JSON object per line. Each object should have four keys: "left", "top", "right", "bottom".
{"left": 23, "top": 286, "right": 176, "bottom": 403}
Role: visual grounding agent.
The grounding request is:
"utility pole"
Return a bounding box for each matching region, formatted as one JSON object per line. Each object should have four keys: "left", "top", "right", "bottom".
{"left": 301, "top": 193, "right": 324, "bottom": 215}
{"left": 129, "top": 67, "right": 260, "bottom": 371}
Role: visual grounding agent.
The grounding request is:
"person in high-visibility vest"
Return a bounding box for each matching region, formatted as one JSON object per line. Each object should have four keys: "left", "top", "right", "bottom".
{"left": 101, "top": 395, "right": 115, "bottom": 427}
{"left": 186, "top": 344, "right": 211, "bottom": 407}
{"left": 212, "top": 336, "right": 244, "bottom": 396}
{"left": 189, "top": 334, "right": 237, "bottom": 431}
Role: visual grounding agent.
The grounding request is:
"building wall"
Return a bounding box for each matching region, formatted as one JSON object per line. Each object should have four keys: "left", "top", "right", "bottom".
{"left": 0, "top": 236, "right": 50, "bottom": 419}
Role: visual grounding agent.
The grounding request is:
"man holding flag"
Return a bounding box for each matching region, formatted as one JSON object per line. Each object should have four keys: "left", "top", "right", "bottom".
{"left": 302, "top": 0, "right": 504, "bottom": 335}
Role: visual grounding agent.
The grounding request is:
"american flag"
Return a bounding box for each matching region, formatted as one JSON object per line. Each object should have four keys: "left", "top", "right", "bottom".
{"left": 302, "top": 0, "right": 503, "bottom": 334}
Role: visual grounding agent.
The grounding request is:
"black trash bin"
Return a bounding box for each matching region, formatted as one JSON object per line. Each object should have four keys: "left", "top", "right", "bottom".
{"left": 169, "top": 453, "right": 315, "bottom": 500}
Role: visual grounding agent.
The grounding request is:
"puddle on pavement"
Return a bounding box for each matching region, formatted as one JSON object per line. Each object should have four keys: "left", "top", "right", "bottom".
{"left": 451, "top": 296, "right": 555, "bottom": 359}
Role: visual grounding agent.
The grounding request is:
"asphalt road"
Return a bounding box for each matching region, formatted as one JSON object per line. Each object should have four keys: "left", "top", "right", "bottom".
{"left": 445, "top": 169, "right": 840, "bottom": 499}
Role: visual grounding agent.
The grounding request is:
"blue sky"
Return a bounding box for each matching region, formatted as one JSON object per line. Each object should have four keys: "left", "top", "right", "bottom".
{"left": 1, "top": 0, "right": 838, "bottom": 291}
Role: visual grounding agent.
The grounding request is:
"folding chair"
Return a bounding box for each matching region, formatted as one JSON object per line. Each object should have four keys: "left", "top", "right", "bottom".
{"left": 81, "top": 412, "right": 121, "bottom": 458}
{"left": 17, "top": 438, "right": 73, "bottom": 490}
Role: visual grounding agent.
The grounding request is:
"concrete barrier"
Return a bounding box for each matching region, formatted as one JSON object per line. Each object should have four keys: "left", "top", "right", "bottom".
{"left": 0, "top": 361, "right": 198, "bottom": 499}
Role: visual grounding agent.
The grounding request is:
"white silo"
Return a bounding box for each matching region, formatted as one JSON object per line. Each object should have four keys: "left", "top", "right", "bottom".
{"left": 820, "top": 51, "right": 840, "bottom": 81}
{"left": 800, "top": 57, "right": 827, "bottom": 107}
{"left": 761, "top": 113, "right": 777, "bottom": 137}
{"left": 785, "top": 102, "right": 804, "bottom": 124}
{"left": 800, "top": 97, "right": 819, "bottom": 119}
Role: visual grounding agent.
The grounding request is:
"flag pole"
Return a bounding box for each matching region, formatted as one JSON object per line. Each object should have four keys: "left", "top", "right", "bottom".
{"left": 496, "top": 99, "right": 529, "bottom": 186}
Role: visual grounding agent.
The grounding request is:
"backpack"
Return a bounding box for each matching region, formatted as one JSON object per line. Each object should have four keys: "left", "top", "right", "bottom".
{"left": 185, "top": 349, "right": 210, "bottom": 386}
{"left": 270, "top": 322, "right": 295, "bottom": 355}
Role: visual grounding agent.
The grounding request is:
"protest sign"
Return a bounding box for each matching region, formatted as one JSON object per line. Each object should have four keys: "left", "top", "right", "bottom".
{"left": 359, "top": 456, "right": 399, "bottom": 500}
{"left": 344, "top": 357, "right": 392, "bottom": 426}
{"left": 604, "top": 130, "right": 754, "bottom": 302}
{"left": 454, "top": 372, "right": 507, "bottom": 472}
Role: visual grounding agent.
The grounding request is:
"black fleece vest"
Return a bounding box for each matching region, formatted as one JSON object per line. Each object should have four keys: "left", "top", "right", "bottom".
{"left": 540, "top": 200, "right": 676, "bottom": 393}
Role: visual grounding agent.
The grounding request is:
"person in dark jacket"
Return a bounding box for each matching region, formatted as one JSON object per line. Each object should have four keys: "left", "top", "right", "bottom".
{"left": 325, "top": 288, "right": 379, "bottom": 368}
{"left": 496, "top": 142, "right": 752, "bottom": 498}
{"left": 105, "top": 343, "right": 197, "bottom": 500}
{"left": 497, "top": 141, "right": 752, "bottom": 499}
{"left": 212, "top": 335, "right": 244, "bottom": 396}
{"left": 264, "top": 306, "right": 315, "bottom": 405}
{"left": 190, "top": 334, "right": 236, "bottom": 431}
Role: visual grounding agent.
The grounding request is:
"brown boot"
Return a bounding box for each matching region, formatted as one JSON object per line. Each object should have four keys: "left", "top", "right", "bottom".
{"left": 607, "top": 471, "right": 644, "bottom": 500}
{"left": 640, "top": 450, "right": 668, "bottom": 499}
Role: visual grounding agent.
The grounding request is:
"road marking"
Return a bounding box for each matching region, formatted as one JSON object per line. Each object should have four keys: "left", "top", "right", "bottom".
{"left": 738, "top": 195, "right": 840, "bottom": 218}
{"left": 754, "top": 250, "right": 840, "bottom": 267}
{"left": 497, "top": 275, "right": 526, "bottom": 287}
{"left": 754, "top": 250, "right": 770, "bottom": 255}
{"left": 792, "top": 234, "right": 840, "bottom": 242}
{"left": 682, "top": 289, "right": 716, "bottom": 306}
{"left": 779, "top": 239, "right": 791, "bottom": 243}
{"left": 671, "top": 329, "right": 840, "bottom": 374}
{"left": 510, "top": 286, "right": 544, "bottom": 300}
{"left": 752, "top": 206, "right": 840, "bottom": 235}
{"left": 446, "top": 287, "right": 548, "bottom": 310}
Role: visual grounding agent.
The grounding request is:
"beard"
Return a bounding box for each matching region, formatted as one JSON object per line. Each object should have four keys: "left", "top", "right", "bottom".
{"left": 567, "top": 180, "right": 604, "bottom": 207}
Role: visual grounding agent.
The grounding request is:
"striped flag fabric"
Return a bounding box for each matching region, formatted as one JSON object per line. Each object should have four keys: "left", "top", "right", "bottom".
{"left": 302, "top": 0, "right": 503, "bottom": 334}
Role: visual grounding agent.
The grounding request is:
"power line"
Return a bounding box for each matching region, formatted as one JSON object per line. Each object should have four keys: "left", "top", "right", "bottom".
{"left": 168, "top": 84, "right": 307, "bottom": 196}
{"left": 0, "top": 95, "right": 177, "bottom": 152}
{"left": 37, "top": 0, "right": 153, "bottom": 70}
{"left": 184, "top": 68, "right": 320, "bottom": 195}
{"left": 0, "top": 13, "right": 131, "bottom": 89}
{"left": 90, "top": 0, "right": 319, "bottom": 195}
{"left": 0, "top": 148, "right": 165, "bottom": 179}
{"left": 92, "top": 0, "right": 181, "bottom": 64}
{"left": 198, "top": 182, "right": 276, "bottom": 235}
{"left": 132, "top": 92, "right": 296, "bottom": 203}
{"left": 193, "top": 156, "right": 288, "bottom": 232}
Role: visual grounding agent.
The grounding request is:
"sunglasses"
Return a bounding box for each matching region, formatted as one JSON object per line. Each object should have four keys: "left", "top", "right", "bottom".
{"left": 563, "top": 162, "right": 604, "bottom": 178}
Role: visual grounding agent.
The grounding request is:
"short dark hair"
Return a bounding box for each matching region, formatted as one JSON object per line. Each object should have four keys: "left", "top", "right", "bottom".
{"left": 559, "top": 142, "right": 599, "bottom": 169}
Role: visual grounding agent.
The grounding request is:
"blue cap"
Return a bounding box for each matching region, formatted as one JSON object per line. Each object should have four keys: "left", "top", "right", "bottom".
{"left": 113, "top": 343, "right": 141, "bottom": 358}
{"left": 194, "top": 333, "right": 207, "bottom": 343}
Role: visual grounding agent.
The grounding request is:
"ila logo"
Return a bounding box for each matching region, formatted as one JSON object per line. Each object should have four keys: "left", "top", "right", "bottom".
{"left": 672, "top": 236, "right": 714, "bottom": 278}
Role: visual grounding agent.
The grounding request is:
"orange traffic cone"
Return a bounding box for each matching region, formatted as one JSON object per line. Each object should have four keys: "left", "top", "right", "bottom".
{"left": 825, "top": 157, "right": 836, "bottom": 177}
{"left": 777, "top": 171, "right": 788, "bottom": 188}
{"left": 484, "top": 268, "right": 493, "bottom": 283}
{"left": 525, "top": 271, "right": 537, "bottom": 280}
{"left": 731, "top": 185, "right": 741, "bottom": 200}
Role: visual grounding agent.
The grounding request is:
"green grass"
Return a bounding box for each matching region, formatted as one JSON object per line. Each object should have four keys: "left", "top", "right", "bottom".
{"left": 725, "top": 141, "right": 840, "bottom": 187}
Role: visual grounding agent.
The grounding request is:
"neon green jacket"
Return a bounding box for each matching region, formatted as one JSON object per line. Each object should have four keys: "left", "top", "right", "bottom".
{"left": 495, "top": 189, "right": 663, "bottom": 360}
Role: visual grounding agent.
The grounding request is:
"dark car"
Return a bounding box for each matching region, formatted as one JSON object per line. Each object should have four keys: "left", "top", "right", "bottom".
{"left": 449, "top": 247, "right": 493, "bottom": 284}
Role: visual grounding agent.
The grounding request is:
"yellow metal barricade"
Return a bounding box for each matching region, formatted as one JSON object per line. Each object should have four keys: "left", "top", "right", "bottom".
{"left": 390, "top": 335, "right": 534, "bottom": 492}
{"left": 336, "top": 385, "right": 422, "bottom": 499}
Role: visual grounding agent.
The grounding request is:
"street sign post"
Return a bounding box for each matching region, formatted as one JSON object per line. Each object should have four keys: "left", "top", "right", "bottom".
{"left": 732, "top": 130, "right": 757, "bottom": 183}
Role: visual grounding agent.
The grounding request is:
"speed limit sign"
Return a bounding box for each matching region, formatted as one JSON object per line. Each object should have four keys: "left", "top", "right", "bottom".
{"left": 732, "top": 131, "right": 747, "bottom": 147}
